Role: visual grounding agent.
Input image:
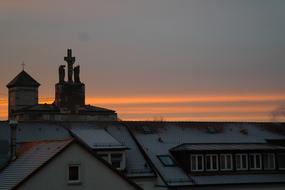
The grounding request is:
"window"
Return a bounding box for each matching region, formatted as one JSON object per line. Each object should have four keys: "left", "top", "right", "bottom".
{"left": 236, "top": 154, "right": 248, "bottom": 170}
{"left": 157, "top": 155, "right": 176, "bottom": 166}
{"left": 205, "top": 154, "right": 219, "bottom": 171}
{"left": 249, "top": 153, "right": 262, "bottom": 170}
{"left": 97, "top": 152, "right": 126, "bottom": 170}
{"left": 98, "top": 154, "right": 108, "bottom": 162}
{"left": 190, "top": 154, "right": 204, "bottom": 172}
{"left": 111, "top": 153, "right": 123, "bottom": 169}
{"left": 277, "top": 153, "right": 285, "bottom": 170}
{"left": 263, "top": 153, "right": 275, "bottom": 170}
{"left": 68, "top": 164, "right": 81, "bottom": 184}
{"left": 220, "top": 154, "right": 233, "bottom": 171}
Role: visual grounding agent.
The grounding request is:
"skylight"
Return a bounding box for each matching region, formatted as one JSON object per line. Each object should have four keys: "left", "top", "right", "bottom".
{"left": 157, "top": 155, "right": 176, "bottom": 167}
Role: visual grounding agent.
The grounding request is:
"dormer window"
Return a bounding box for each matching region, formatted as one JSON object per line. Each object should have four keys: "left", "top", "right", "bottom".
{"left": 249, "top": 153, "right": 262, "bottom": 170}
{"left": 97, "top": 151, "right": 126, "bottom": 170}
{"left": 235, "top": 154, "right": 248, "bottom": 170}
{"left": 220, "top": 154, "right": 233, "bottom": 171}
{"left": 205, "top": 154, "right": 218, "bottom": 171}
{"left": 171, "top": 143, "right": 285, "bottom": 175}
{"left": 190, "top": 154, "right": 204, "bottom": 172}
{"left": 263, "top": 153, "right": 275, "bottom": 170}
{"left": 278, "top": 153, "right": 285, "bottom": 170}
{"left": 111, "top": 153, "right": 124, "bottom": 169}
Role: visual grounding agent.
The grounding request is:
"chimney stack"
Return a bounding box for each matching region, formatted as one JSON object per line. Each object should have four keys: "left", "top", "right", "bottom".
{"left": 9, "top": 120, "right": 18, "bottom": 161}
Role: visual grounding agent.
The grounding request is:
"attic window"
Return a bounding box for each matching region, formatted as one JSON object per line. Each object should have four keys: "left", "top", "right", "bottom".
{"left": 220, "top": 154, "right": 233, "bottom": 171}
{"left": 236, "top": 154, "right": 248, "bottom": 171}
{"left": 263, "top": 153, "right": 275, "bottom": 170}
{"left": 249, "top": 153, "right": 262, "bottom": 170}
{"left": 68, "top": 164, "right": 81, "bottom": 184}
{"left": 278, "top": 153, "right": 285, "bottom": 170}
{"left": 191, "top": 154, "right": 204, "bottom": 172}
{"left": 157, "top": 155, "right": 176, "bottom": 167}
{"left": 97, "top": 152, "right": 126, "bottom": 170}
{"left": 111, "top": 153, "right": 123, "bottom": 169}
{"left": 205, "top": 154, "right": 219, "bottom": 171}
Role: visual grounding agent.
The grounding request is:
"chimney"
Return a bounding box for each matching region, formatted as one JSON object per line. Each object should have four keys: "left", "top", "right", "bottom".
{"left": 9, "top": 120, "right": 18, "bottom": 161}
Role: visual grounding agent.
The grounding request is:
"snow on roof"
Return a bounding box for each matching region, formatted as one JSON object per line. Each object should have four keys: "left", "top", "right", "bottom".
{"left": 16, "top": 122, "right": 71, "bottom": 143}
{"left": 71, "top": 128, "right": 127, "bottom": 149}
{"left": 126, "top": 121, "right": 285, "bottom": 186}
{"left": 69, "top": 122, "right": 155, "bottom": 177}
{"left": 171, "top": 143, "right": 285, "bottom": 152}
{"left": 0, "top": 139, "right": 73, "bottom": 190}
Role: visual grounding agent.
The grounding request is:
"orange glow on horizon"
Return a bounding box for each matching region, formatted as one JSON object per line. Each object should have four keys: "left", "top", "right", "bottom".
{"left": 0, "top": 94, "right": 284, "bottom": 122}
{"left": 86, "top": 95, "right": 285, "bottom": 105}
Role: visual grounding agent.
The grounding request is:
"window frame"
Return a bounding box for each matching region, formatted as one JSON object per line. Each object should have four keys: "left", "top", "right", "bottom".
{"left": 235, "top": 153, "right": 248, "bottom": 171}
{"left": 263, "top": 153, "right": 276, "bottom": 170}
{"left": 205, "top": 154, "right": 219, "bottom": 171}
{"left": 190, "top": 154, "right": 204, "bottom": 172}
{"left": 67, "top": 164, "right": 81, "bottom": 185}
{"left": 249, "top": 153, "right": 262, "bottom": 170}
{"left": 97, "top": 151, "right": 126, "bottom": 170}
{"left": 277, "top": 153, "right": 285, "bottom": 170}
{"left": 157, "top": 155, "right": 177, "bottom": 167}
{"left": 220, "top": 154, "right": 233, "bottom": 171}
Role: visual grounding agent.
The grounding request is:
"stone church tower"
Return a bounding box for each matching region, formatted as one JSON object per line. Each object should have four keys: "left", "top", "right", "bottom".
{"left": 6, "top": 70, "right": 40, "bottom": 119}
{"left": 6, "top": 49, "right": 117, "bottom": 121}
{"left": 54, "top": 49, "right": 85, "bottom": 112}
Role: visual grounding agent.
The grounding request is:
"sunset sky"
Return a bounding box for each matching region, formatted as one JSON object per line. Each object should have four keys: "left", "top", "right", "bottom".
{"left": 0, "top": 0, "right": 285, "bottom": 121}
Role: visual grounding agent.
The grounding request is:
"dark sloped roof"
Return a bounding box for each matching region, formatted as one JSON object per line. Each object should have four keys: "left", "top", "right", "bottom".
{"left": 15, "top": 104, "right": 59, "bottom": 113}
{"left": 6, "top": 70, "right": 40, "bottom": 88}
{"left": 0, "top": 139, "right": 73, "bottom": 190}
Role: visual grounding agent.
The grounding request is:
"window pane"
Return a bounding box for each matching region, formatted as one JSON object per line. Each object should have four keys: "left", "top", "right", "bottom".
{"left": 278, "top": 154, "right": 285, "bottom": 169}
{"left": 256, "top": 155, "right": 261, "bottom": 168}
{"left": 236, "top": 155, "right": 241, "bottom": 169}
{"left": 111, "top": 153, "right": 122, "bottom": 169}
{"left": 236, "top": 154, "right": 247, "bottom": 170}
{"left": 158, "top": 155, "right": 176, "bottom": 166}
{"left": 269, "top": 154, "right": 275, "bottom": 169}
{"left": 242, "top": 155, "right": 247, "bottom": 169}
{"left": 226, "top": 155, "right": 232, "bottom": 169}
{"left": 69, "top": 166, "right": 79, "bottom": 181}
{"left": 220, "top": 155, "right": 226, "bottom": 169}
{"left": 212, "top": 155, "right": 218, "bottom": 170}
{"left": 191, "top": 156, "right": 196, "bottom": 171}
{"left": 250, "top": 155, "right": 255, "bottom": 168}
{"left": 206, "top": 156, "right": 211, "bottom": 170}
{"left": 197, "top": 156, "right": 203, "bottom": 170}
{"left": 264, "top": 153, "right": 275, "bottom": 170}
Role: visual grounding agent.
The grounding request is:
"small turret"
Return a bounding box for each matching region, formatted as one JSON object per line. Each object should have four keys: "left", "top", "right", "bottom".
{"left": 6, "top": 70, "right": 40, "bottom": 119}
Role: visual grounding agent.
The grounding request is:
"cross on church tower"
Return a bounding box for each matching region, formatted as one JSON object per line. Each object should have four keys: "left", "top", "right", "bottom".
{"left": 21, "top": 61, "right": 25, "bottom": 71}
{"left": 64, "top": 49, "right": 76, "bottom": 83}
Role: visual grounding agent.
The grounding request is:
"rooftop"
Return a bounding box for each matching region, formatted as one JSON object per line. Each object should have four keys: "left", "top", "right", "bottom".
{"left": 6, "top": 70, "right": 40, "bottom": 88}
{"left": 0, "top": 139, "right": 73, "bottom": 190}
